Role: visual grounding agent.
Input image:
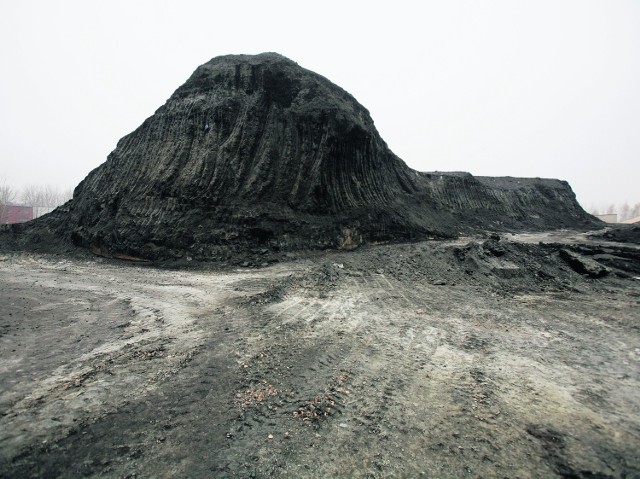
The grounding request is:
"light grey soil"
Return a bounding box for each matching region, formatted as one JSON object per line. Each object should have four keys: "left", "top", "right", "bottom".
{"left": 1, "top": 231, "right": 639, "bottom": 478}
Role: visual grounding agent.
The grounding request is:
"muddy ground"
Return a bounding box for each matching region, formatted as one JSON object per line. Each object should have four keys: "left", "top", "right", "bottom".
{"left": 1, "top": 230, "right": 639, "bottom": 478}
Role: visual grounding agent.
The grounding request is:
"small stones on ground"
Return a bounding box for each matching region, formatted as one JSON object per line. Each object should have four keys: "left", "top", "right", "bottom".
{"left": 237, "top": 383, "right": 280, "bottom": 408}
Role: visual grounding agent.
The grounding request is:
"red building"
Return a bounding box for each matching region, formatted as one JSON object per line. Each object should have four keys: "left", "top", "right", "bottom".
{"left": 0, "top": 205, "right": 34, "bottom": 224}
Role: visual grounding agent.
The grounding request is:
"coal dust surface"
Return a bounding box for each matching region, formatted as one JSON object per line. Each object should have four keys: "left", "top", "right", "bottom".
{"left": 1, "top": 230, "right": 639, "bottom": 478}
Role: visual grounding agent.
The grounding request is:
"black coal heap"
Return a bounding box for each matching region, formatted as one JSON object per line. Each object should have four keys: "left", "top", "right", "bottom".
{"left": 5, "top": 53, "right": 598, "bottom": 260}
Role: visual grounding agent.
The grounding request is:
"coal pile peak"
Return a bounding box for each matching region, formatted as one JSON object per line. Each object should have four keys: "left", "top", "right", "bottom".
{"left": 4, "top": 53, "right": 599, "bottom": 260}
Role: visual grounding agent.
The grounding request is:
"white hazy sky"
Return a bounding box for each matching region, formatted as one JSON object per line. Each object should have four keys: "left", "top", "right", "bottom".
{"left": 1, "top": 0, "right": 639, "bottom": 211}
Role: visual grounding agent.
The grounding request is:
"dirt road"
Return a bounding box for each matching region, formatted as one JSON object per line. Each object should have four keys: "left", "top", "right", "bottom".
{"left": 1, "top": 232, "right": 639, "bottom": 478}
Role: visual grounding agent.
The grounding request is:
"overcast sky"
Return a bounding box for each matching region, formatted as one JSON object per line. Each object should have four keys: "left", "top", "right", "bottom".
{"left": 1, "top": 0, "right": 639, "bottom": 211}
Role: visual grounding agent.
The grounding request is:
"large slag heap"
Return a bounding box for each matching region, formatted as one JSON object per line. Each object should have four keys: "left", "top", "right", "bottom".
{"left": 7, "top": 53, "right": 598, "bottom": 260}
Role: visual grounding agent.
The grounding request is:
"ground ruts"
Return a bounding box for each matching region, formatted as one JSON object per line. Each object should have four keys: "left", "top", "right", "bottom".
{"left": 1, "top": 230, "right": 638, "bottom": 478}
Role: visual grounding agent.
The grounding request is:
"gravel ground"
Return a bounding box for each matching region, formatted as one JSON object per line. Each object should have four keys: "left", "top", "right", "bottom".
{"left": 1, "top": 230, "right": 639, "bottom": 478}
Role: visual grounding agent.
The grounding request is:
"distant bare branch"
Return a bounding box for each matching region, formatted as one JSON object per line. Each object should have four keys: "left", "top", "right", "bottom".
{"left": 20, "top": 184, "right": 71, "bottom": 207}
{"left": 0, "top": 176, "right": 16, "bottom": 206}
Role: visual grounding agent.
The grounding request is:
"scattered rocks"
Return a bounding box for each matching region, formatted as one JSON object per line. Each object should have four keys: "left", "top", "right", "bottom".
{"left": 589, "top": 225, "right": 640, "bottom": 244}
{"left": 1, "top": 232, "right": 639, "bottom": 477}
{"left": 559, "top": 249, "right": 609, "bottom": 278}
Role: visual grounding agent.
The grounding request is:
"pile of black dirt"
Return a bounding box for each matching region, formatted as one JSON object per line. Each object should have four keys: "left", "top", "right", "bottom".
{"left": 322, "top": 235, "right": 640, "bottom": 297}
{"left": 1, "top": 53, "right": 600, "bottom": 260}
{"left": 588, "top": 224, "right": 640, "bottom": 244}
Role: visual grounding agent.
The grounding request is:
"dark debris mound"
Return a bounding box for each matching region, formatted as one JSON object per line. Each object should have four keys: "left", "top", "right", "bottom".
{"left": 588, "top": 225, "right": 640, "bottom": 244}
{"left": 1, "top": 53, "right": 600, "bottom": 260}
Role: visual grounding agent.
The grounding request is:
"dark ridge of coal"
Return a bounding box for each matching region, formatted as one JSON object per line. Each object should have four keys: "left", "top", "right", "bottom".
{"left": 588, "top": 224, "right": 640, "bottom": 244}
{"left": 2, "top": 53, "right": 599, "bottom": 260}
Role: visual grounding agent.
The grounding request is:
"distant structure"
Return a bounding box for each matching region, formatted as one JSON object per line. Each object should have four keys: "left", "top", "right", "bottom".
{"left": 0, "top": 205, "right": 54, "bottom": 225}
{"left": 0, "top": 205, "right": 33, "bottom": 224}
{"left": 595, "top": 213, "right": 618, "bottom": 224}
{"left": 622, "top": 215, "right": 640, "bottom": 225}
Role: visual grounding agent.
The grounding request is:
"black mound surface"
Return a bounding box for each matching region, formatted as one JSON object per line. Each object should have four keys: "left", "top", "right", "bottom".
{"left": 3, "top": 53, "right": 599, "bottom": 260}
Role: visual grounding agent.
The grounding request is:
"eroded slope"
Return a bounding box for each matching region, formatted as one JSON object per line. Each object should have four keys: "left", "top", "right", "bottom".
{"left": 3, "top": 53, "right": 598, "bottom": 259}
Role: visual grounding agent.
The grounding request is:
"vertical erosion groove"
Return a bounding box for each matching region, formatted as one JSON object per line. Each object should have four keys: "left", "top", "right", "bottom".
{"left": 13, "top": 53, "right": 599, "bottom": 259}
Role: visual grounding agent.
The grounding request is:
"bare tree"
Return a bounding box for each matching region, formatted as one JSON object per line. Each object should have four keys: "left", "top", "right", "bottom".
{"left": 0, "top": 176, "right": 17, "bottom": 222}
{"left": 62, "top": 187, "right": 74, "bottom": 203}
{"left": 589, "top": 202, "right": 640, "bottom": 222}
{"left": 21, "top": 184, "right": 47, "bottom": 207}
{"left": 0, "top": 178, "right": 15, "bottom": 205}
{"left": 20, "top": 184, "right": 71, "bottom": 208}
{"left": 620, "top": 202, "right": 630, "bottom": 222}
